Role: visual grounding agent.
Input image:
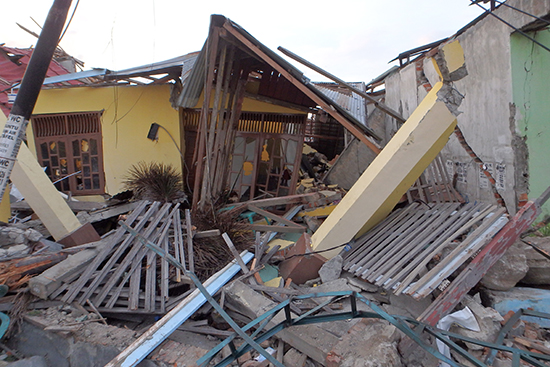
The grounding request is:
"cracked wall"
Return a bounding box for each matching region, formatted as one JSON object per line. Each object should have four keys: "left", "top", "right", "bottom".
{"left": 384, "top": 0, "right": 550, "bottom": 216}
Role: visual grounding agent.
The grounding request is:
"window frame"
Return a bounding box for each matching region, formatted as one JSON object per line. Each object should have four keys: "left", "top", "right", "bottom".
{"left": 31, "top": 111, "right": 106, "bottom": 196}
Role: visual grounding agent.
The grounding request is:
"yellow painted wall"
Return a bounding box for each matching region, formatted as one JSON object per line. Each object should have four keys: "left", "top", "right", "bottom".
{"left": 31, "top": 84, "right": 181, "bottom": 195}
{"left": 0, "top": 111, "right": 10, "bottom": 222}
{"left": 311, "top": 82, "right": 458, "bottom": 258}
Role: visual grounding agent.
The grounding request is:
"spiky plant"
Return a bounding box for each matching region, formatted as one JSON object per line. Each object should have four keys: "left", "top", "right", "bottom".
{"left": 123, "top": 161, "right": 185, "bottom": 203}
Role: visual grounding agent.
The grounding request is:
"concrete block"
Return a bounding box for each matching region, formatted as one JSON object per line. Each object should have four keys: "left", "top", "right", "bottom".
{"left": 29, "top": 247, "right": 100, "bottom": 299}
{"left": 481, "top": 240, "right": 528, "bottom": 291}
{"left": 450, "top": 297, "right": 503, "bottom": 351}
{"left": 388, "top": 291, "right": 433, "bottom": 319}
{"left": 522, "top": 237, "right": 550, "bottom": 285}
{"left": 327, "top": 319, "right": 402, "bottom": 367}
{"left": 225, "top": 280, "right": 339, "bottom": 365}
{"left": 58, "top": 222, "right": 100, "bottom": 248}
{"left": 311, "top": 81, "right": 459, "bottom": 259}
{"left": 482, "top": 287, "right": 550, "bottom": 328}
{"left": 340, "top": 272, "right": 379, "bottom": 293}
{"left": 318, "top": 255, "right": 343, "bottom": 283}
{"left": 11, "top": 144, "right": 82, "bottom": 241}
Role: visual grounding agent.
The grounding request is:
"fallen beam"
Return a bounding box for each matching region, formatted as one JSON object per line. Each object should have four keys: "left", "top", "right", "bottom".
{"left": 420, "top": 185, "right": 550, "bottom": 326}
{"left": 105, "top": 250, "right": 253, "bottom": 367}
{"left": 311, "top": 81, "right": 458, "bottom": 259}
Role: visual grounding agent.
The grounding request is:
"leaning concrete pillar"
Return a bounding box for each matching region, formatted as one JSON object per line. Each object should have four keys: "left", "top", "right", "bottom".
{"left": 311, "top": 40, "right": 467, "bottom": 259}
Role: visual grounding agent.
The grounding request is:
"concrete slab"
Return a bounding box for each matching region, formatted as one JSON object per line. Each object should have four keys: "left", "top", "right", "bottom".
{"left": 225, "top": 280, "right": 339, "bottom": 365}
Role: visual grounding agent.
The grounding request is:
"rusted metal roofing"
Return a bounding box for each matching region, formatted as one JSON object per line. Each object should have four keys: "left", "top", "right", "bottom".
{"left": 313, "top": 82, "right": 368, "bottom": 127}
{"left": 0, "top": 45, "right": 76, "bottom": 116}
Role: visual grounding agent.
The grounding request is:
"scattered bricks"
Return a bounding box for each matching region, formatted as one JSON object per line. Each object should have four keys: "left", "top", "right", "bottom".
{"left": 326, "top": 352, "right": 342, "bottom": 367}
{"left": 501, "top": 310, "right": 516, "bottom": 325}
{"left": 523, "top": 323, "right": 539, "bottom": 340}
{"left": 482, "top": 287, "right": 550, "bottom": 328}
{"left": 518, "top": 192, "right": 529, "bottom": 208}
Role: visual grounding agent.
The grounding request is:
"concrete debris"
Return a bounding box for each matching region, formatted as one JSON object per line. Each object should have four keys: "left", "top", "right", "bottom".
{"left": 521, "top": 236, "right": 550, "bottom": 285}
{"left": 480, "top": 240, "right": 529, "bottom": 291}
{"left": 2, "top": 186, "right": 550, "bottom": 367}
{"left": 482, "top": 287, "right": 550, "bottom": 328}
{"left": 451, "top": 296, "right": 503, "bottom": 351}
{"left": 318, "top": 255, "right": 343, "bottom": 283}
{"left": 2, "top": 10, "right": 550, "bottom": 367}
{"left": 0, "top": 227, "right": 42, "bottom": 251}
{"left": 6, "top": 356, "right": 49, "bottom": 367}
{"left": 29, "top": 247, "right": 101, "bottom": 300}
{"left": 327, "top": 319, "right": 402, "bottom": 367}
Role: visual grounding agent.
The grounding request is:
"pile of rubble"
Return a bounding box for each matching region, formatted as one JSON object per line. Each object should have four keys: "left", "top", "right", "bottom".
{"left": 0, "top": 182, "right": 549, "bottom": 366}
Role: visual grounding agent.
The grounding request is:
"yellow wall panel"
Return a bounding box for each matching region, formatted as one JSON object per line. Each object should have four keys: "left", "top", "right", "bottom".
{"left": 32, "top": 84, "right": 181, "bottom": 195}
{"left": 311, "top": 82, "right": 458, "bottom": 259}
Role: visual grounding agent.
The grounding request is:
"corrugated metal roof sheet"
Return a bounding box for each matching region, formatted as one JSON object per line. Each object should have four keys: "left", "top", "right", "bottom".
{"left": 106, "top": 52, "right": 199, "bottom": 80}
{"left": 175, "top": 15, "right": 380, "bottom": 141}
{"left": 0, "top": 46, "right": 76, "bottom": 116}
{"left": 312, "top": 83, "right": 368, "bottom": 127}
{"left": 177, "top": 43, "right": 205, "bottom": 108}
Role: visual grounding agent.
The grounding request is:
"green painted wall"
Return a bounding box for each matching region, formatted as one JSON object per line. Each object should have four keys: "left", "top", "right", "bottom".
{"left": 511, "top": 28, "right": 550, "bottom": 220}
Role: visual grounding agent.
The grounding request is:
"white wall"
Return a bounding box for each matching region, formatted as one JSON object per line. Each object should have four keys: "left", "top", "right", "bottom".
{"left": 383, "top": 0, "right": 550, "bottom": 214}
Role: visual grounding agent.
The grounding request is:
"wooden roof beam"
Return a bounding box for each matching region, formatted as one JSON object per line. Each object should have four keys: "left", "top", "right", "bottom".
{"left": 221, "top": 21, "right": 381, "bottom": 155}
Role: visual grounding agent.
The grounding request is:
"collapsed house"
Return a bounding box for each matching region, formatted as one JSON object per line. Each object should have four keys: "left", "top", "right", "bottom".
{"left": 0, "top": 1, "right": 550, "bottom": 366}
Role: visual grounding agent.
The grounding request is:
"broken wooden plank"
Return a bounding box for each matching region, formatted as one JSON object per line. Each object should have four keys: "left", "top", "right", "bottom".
{"left": 222, "top": 233, "right": 249, "bottom": 274}
{"left": 104, "top": 250, "right": 253, "bottom": 367}
{"left": 409, "top": 209, "right": 508, "bottom": 298}
{"left": 247, "top": 204, "right": 306, "bottom": 230}
{"left": 194, "top": 229, "right": 221, "bottom": 239}
{"left": 11, "top": 200, "right": 106, "bottom": 213}
{"left": 62, "top": 201, "right": 150, "bottom": 303}
{"left": 185, "top": 209, "right": 195, "bottom": 276}
{"left": 420, "top": 186, "right": 550, "bottom": 326}
{"left": 225, "top": 192, "right": 320, "bottom": 211}
{"left": 83, "top": 201, "right": 143, "bottom": 223}
{"left": 395, "top": 203, "right": 497, "bottom": 294}
{"left": 248, "top": 224, "right": 305, "bottom": 233}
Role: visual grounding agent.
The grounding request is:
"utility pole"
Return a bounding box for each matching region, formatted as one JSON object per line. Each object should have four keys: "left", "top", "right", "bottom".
{"left": 0, "top": 0, "right": 72, "bottom": 202}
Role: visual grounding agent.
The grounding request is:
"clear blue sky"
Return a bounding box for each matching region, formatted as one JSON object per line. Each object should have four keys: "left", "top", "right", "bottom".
{"left": 3, "top": 0, "right": 485, "bottom": 82}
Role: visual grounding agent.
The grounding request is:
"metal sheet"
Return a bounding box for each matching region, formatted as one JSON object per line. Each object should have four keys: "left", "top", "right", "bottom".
{"left": 105, "top": 250, "right": 254, "bottom": 367}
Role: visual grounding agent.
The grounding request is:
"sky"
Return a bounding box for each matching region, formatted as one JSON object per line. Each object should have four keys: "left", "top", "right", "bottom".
{"left": 2, "top": 0, "right": 486, "bottom": 83}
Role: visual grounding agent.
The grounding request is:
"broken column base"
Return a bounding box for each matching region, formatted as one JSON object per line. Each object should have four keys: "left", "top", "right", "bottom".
{"left": 58, "top": 223, "right": 101, "bottom": 248}
{"left": 279, "top": 233, "right": 326, "bottom": 285}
